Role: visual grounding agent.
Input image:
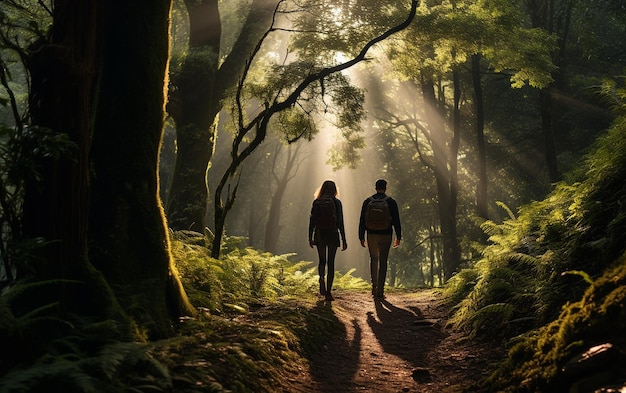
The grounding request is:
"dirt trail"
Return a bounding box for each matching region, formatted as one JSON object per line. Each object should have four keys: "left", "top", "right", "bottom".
{"left": 282, "top": 289, "right": 503, "bottom": 393}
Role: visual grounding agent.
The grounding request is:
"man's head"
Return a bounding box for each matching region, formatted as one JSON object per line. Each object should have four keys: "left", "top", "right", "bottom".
{"left": 375, "top": 179, "right": 387, "bottom": 191}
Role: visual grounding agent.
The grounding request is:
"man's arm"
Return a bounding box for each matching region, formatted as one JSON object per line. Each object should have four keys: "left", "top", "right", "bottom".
{"left": 391, "top": 198, "right": 401, "bottom": 246}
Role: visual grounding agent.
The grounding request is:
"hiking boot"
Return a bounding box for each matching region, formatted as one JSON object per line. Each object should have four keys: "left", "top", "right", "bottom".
{"left": 319, "top": 278, "right": 326, "bottom": 296}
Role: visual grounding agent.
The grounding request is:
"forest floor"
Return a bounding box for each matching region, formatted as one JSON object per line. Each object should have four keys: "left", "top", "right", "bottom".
{"left": 279, "top": 289, "right": 506, "bottom": 393}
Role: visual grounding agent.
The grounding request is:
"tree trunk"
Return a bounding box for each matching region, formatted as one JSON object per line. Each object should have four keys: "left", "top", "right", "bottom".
{"left": 446, "top": 68, "right": 462, "bottom": 280}
{"left": 526, "top": 0, "right": 575, "bottom": 184}
{"left": 211, "top": 204, "right": 228, "bottom": 258}
{"left": 89, "top": 0, "right": 193, "bottom": 339}
{"left": 263, "top": 181, "right": 287, "bottom": 253}
{"left": 166, "top": 0, "right": 221, "bottom": 232}
{"left": 166, "top": 0, "right": 279, "bottom": 232}
{"left": 472, "top": 54, "right": 489, "bottom": 219}
{"left": 264, "top": 144, "right": 300, "bottom": 253}
{"left": 389, "top": 261, "right": 397, "bottom": 287}
{"left": 540, "top": 88, "right": 560, "bottom": 182}
{"left": 421, "top": 74, "right": 461, "bottom": 281}
{"left": 429, "top": 224, "right": 436, "bottom": 287}
{"left": 23, "top": 0, "right": 123, "bottom": 320}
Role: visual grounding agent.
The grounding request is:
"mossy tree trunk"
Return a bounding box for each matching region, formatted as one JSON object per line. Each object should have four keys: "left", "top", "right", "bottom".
{"left": 23, "top": 0, "right": 124, "bottom": 321}
{"left": 88, "top": 0, "right": 193, "bottom": 339}
{"left": 166, "top": 0, "right": 278, "bottom": 234}
{"left": 166, "top": 0, "right": 221, "bottom": 232}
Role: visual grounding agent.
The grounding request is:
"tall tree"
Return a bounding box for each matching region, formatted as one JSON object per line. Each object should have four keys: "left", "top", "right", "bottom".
{"left": 525, "top": 0, "right": 573, "bottom": 183}
{"left": 472, "top": 54, "right": 488, "bottom": 219}
{"left": 22, "top": 0, "right": 192, "bottom": 338}
{"left": 89, "top": 0, "right": 193, "bottom": 338}
{"left": 22, "top": 0, "right": 120, "bottom": 319}
{"left": 263, "top": 142, "right": 304, "bottom": 253}
{"left": 166, "top": 0, "right": 279, "bottom": 232}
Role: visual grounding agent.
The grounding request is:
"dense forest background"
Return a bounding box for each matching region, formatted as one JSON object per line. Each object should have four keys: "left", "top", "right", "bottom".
{"left": 0, "top": 0, "right": 625, "bottom": 391}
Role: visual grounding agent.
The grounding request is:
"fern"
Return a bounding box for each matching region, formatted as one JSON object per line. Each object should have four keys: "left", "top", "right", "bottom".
{"left": 1, "top": 340, "right": 171, "bottom": 393}
{"left": 561, "top": 270, "right": 594, "bottom": 285}
{"left": 0, "top": 281, "right": 171, "bottom": 392}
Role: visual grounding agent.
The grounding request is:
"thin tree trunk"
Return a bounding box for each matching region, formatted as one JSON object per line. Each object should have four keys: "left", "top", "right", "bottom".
{"left": 421, "top": 74, "right": 460, "bottom": 281}
{"left": 526, "top": 0, "right": 574, "bottom": 184}
{"left": 448, "top": 69, "right": 462, "bottom": 278}
{"left": 264, "top": 144, "right": 301, "bottom": 253}
{"left": 472, "top": 54, "right": 489, "bottom": 219}
{"left": 389, "top": 261, "right": 397, "bottom": 287}
{"left": 429, "top": 225, "right": 436, "bottom": 287}
{"left": 540, "top": 88, "right": 559, "bottom": 182}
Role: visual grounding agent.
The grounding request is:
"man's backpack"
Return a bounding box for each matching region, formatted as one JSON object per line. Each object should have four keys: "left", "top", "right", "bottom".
{"left": 312, "top": 197, "right": 337, "bottom": 230}
{"left": 365, "top": 197, "right": 391, "bottom": 230}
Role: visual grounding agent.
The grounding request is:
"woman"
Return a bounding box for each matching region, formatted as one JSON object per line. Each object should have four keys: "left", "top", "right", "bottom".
{"left": 309, "top": 180, "right": 347, "bottom": 301}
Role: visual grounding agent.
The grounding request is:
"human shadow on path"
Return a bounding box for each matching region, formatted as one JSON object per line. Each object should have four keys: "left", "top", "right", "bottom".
{"left": 305, "top": 299, "right": 362, "bottom": 391}
{"left": 366, "top": 297, "right": 446, "bottom": 369}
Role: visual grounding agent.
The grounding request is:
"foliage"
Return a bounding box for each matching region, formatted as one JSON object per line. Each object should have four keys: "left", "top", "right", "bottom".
{"left": 0, "top": 280, "right": 170, "bottom": 393}
{"left": 170, "top": 230, "right": 224, "bottom": 311}
{"left": 447, "top": 98, "right": 626, "bottom": 334}
{"left": 154, "top": 232, "right": 366, "bottom": 392}
{"left": 389, "top": 0, "right": 555, "bottom": 88}
{"left": 0, "top": 228, "right": 368, "bottom": 392}
{"left": 331, "top": 268, "right": 371, "bottom": 291}
{"left": 444, "top": 90, "right": 626, "bottom": 387}
{"left": 171, "top": 230, "right": 369, "bottom": 312}
{"left": 484, "top": 255, "right": 626, "bottom": 392}
{"left": 0, "top": 123, "right": 74, "bottom": 282}
{"left": 2, "top": 18, "right": 64, "bottom": 277}
{"left": 0, "top": 339, "right": 171, "bottom": 393}
{"left": 219, "top": 247, "right": 316, "bottom": 303}
{"left": 154, "top": 287, "right": 324, "bottom": 392}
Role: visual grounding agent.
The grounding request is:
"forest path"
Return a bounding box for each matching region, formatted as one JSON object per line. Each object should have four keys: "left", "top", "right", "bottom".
{"left": 281, "top": 289, "right": 503, "bottom": 392}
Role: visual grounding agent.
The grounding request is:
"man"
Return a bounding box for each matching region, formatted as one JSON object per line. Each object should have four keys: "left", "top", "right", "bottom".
{"left": 359, "top": 179, "right": 401, "bottom": 299}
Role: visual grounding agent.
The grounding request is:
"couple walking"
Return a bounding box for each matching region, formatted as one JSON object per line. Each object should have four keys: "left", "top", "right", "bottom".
{"left": 308, "top": 179, "right": 402, "bottom": 301}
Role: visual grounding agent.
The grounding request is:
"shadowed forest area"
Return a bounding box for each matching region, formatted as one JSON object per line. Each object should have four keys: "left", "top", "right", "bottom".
{"left": 1, "top": 0, "right": 625, "bottom": 392}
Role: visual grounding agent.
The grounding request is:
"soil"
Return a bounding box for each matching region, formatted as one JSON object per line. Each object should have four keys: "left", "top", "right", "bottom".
{"left": 281, "top": 289, "right": 505, "bottom": 393}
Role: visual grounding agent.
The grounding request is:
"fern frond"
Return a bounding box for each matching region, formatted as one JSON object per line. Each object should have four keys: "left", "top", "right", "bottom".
{"left": 496, "top": 201, "right": 517, "bottom": 220}
{"left": 561, "top": 270, "right": 594, "bottom": 285}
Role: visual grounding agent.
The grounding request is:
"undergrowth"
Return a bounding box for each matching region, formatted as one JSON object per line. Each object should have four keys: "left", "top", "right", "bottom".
{"left": 0, "top": 280, "right": 170, "bottom": 392}
{"left": 485, "top": 255, "right": 626, "bottom": 392}
{"left": 0, "top": 227, "right": 367, "bottom": 392}
{"left": 443, "top": 88, "right": 626, "bottom": 390}
{"left": 160, "top": 231, "right": 367, "bottom": 391}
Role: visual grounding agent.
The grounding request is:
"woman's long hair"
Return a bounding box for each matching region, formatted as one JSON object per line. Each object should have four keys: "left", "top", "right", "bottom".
{"left": 315, "top": 180, "right": 338, "bottom": 199}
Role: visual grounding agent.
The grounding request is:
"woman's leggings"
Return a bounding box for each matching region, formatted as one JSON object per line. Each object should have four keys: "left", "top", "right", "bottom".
{"left": 317, "top": 243, "right": 338, "bottom": 291}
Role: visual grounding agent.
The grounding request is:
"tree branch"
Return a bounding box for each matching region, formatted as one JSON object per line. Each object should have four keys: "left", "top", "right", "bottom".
{"left": 214, "top": 0, "right": 420, "bottom": 256}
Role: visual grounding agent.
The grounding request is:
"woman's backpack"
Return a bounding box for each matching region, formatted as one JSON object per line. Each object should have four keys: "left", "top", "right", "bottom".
{"left": 312, "top": 197, "right": 337, "bottom": 230}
